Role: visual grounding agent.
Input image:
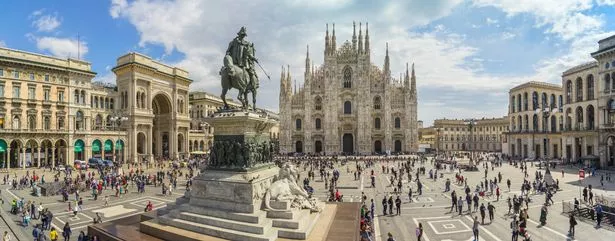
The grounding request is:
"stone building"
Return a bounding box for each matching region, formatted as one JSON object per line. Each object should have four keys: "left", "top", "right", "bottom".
{"left": 278, "top": 22, "right": 419, "bottom": 155}
{"left": 592, "top": 35, "right": 615, "bottom": 168}
{"left": 561, "top": 62, "right": 599, "bottom": 165}
{"left": 188, "top": 91, "right": 279, "bottom": 154}
{"left": 433, "top": 117, "right": 508, "bottom": 153}
{"left": 506, "top": 81, "right": 564, "bottom": 159}
{"left": 0, "top": 47, "right": 126, "bottom": 169}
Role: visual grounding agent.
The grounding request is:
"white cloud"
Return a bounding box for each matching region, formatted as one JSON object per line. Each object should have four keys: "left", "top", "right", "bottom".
{"left": 486, "top": 17, "right": 498, "bottom": 25}
{"left": 30, "top": 10, "right": 61, "bottom": 32}
{"left": 472, "top": 0, "right": 600, "bottom": 40}
{"left": 596, "top": 0, "right": 615, "bottom": 5}
{"left": 501, "top": 31, "right": 516, "bottom": 40}
{"left": 35, "top": 37, "right": 88, "bottom": 58}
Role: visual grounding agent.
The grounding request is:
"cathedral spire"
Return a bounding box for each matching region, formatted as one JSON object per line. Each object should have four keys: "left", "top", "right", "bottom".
{"left": 383, "top": 42, "right": 390, "bottom": 78}
{"left": 358, "top": 22, "right": 363, "bottom": 54}
{"left": 305, "top": 45, "right": 311, "bottom": 77}
{"left": 404, "top": 62, "right": 410, "bottom": 88}
{"left": 325, "top": 23, "right": 330, "bottom": 56}
{"left": 352, "top": 21, "right": 357, "bottom": 51}
{"left": 287, "top": 65, "right": 292, "bottom": 95}
{"left": 411, "top": 62, "right": 417, "bottom": 95}
{"left": 365, "top": 22, "right": 370, "bottom": 54}
{"left": 332, "top": 23, "right": 337, "bottom": 53}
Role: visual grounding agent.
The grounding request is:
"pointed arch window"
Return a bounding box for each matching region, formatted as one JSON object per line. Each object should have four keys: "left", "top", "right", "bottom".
{"left": 315, "top": 118, "right": 321, "bottom": 130}
{"left": 394, "top": 117, "right": 401, "bottom": 129}
{"left": 295, "top": 119, "right": 302, "bottom": 130}
{"left": 373, "top": 96, "right": 382, "bottom": 109}
{"left": 343, "top": 101, "right": 352, "bottom": 114}
{"left": 343, "top": 66, "right": 352, "bottom": 88}
{"left": 314, "top": 97, "right": 322, "bottom": 110}
{"left": 374, "top": 117, "right": 381, "bottom": 129}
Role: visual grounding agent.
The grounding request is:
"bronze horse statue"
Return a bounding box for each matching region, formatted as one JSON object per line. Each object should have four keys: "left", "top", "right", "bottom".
{"left": 219, "top": 55, "right": 257, "bottom": 110}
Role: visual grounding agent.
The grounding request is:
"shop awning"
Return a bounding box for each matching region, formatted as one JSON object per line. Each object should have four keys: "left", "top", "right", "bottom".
{"left": 92, "top": 140, "right": 102, "bottom": 153}
{"left": 0, "top": 140, "right": 7, "bottom": 153}
{"left": 104, "top": 140, "right": 113, "bottom": 152}
{"left": 74, "top": 140, "right": 84, "bottom": 153}
{"left": 116, "top": 140, "right": 123, "bottom": 151}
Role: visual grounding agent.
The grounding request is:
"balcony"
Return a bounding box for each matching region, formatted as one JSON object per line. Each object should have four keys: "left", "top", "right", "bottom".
{"left": 42, "top": 99, "right": 53, "bottom": 107}
{"left": 56, "top": 101, "right": 67, "bottom": 107}
{"left": 11, "top": 98, "right": 23, "bottom": 105}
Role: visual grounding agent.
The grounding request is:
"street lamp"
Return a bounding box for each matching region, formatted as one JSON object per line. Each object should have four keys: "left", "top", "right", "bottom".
{"left": 535, "top": 107, "right": 557, "bottom": 169}
{"left": 436, "top": 128, "right": 442, "bottom": 157}
{"left": 467, "top": 119, "right": 477, "bottom": 167}
{"left": 109, "top": 114, "right": 128, "bottom": 165}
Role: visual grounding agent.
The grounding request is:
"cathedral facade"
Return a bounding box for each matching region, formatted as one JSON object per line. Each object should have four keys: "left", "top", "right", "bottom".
{"left": 279, "top": 22, "right": 419, "bottom": 155}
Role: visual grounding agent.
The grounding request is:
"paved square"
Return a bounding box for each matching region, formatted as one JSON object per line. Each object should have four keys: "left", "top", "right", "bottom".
{"left": 54, "top": 213, "right": 92, "bottom": 225}
{"left": 92, "top": 205, "right": 137, "bottom": 218}
{"left": 130, "top": 199, "right": 165, "bottom": 208}
{"left": 428, "top": 219, "right": 471, "bottom": 235}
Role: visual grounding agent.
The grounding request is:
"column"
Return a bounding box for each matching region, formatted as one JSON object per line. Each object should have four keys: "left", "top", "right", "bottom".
{"left": 6, "top": 148, "right": 10, "bottom": 170}
{"left": 66, "top": 146, "right": 71, "bottom": 166}
{"left": 147, "top": 125, "right": 153, "bottom": 163}
{"left": 37, "top": 148, "right": 41, "bottom": 168}
{"left": 44, "top": 148, "right": 49, "bottom": 167}
{"left": 21, "top": 148, "right": 25, "bottom": 169}
{"left": 132, "top": 126, "right": 138, "bottom": 163}
{"left": 51, "top": 148, "right": 56, "bottom": 168}
{"left": 170, "top": 127, "right": 177, "bottom": 159}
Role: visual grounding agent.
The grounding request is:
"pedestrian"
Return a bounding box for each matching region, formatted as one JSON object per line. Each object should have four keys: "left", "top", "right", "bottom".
{"left": 416, "top": 223, "right": 423, "bottom": 241}
{"left": 479, "top": 203, "right": 486, "bottom": 225}
{"left": 507, "top": 197, "right": 512, "bottom": 214}
{"left": 487, "top": 202, "right": 495, "bottom": 223}
{"left": 62, "top": 223, "right": 71, "bottom": 241}
{"left": 382, "top": 196, "right": 388, "bottom": 215}
{"left": 33, "top": 224, "right": 41, "bottom": 240}
{"left": 49, "top": 227, "right": 58, "bottom": 241}
{"left": 386, "top": 232, "right": 396, "bottom": 241}
{"left": 596, "top": 204, "right": 603, "bottom": 227}
{"left": 568, "top": 214, "right": 577, "bottom": 237}
{"left": 472, "top": 216, "right": 480, "bottom": 241}
{"left": 2, "top": 231, "right": 10, "bottom": 241}
{"left": 458, "top": 197, "right": 464, "bottom": 215}
{"left": 395, "top": 196, "right": 402, "bottom": 215}
{"left": 388, "top": 196, "right": 393, "bottom": 215}
{"left": 77, "top": 231, "right": 86, "bottom": 241}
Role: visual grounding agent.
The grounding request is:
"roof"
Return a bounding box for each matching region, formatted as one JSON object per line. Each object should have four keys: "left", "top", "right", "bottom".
{"left": 562, "top": 61, "right": 598, "bottom": 76}
{"left": 509, "top": 81, "right": 561, "bottom": 92}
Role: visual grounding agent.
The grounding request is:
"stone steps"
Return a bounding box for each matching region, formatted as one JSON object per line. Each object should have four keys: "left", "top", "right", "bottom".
{"left": 277, "top": 211, "right": 322, "bottom": 240}
{"left": 170, "top": 210, "right": 272, "bottom": 235}
{"left": 158, "top": 215, "right": 277, "bottom": 241}
{"left": 178, "top": 203, "right": 266, "bottom": 224}
{"left": 272, "top": 210, "right": 311, "bottom": 229}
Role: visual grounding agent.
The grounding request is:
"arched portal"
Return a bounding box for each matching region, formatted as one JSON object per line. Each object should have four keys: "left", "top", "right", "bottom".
{"left": 104, "top": 140, "right": 114, "bottom": 160}
{"left": 137, "top": 133, "right": 146, "bottom": 154}
{"left": 314, "top": 141, "right": 323, "bottom": 153}
{"left": 54, "top": 139, "right": 67, "bottom": 166}
{"left": 92, "top": 139, "right": 102, "bottom": 158}
{"left": 9, "top": 140, "right": 22, "bottom": 168}
{"left": 342, "top": 134, "right": 353, "bottom": 154}
{"left": 0, "top": 139, "right": 7, "bottom": 168}
{"left": 608, "top": 136, "right": 615, "bottom": 167}
{"left": 295, "top": 141, "right": 303, "bottom": 153}
{"left": 115, "top": 140, "right": 125, "bottom": 164}
{"left": 40, "top": 139, "right": 53, "bottom": 167}
{"left": 394, "top": 140, "right": 402, "bottom": 153}
{"left": 25, "top": 139, "right": 38, "bottom": 168}
{"left": 152, "top": 93, "right": 173, "bottom": 158}
{"left": 374, "top": 140, "right": 382, "bottom": 153}
{"left": 74, "top": 139, "right": 85, "bottom": 161}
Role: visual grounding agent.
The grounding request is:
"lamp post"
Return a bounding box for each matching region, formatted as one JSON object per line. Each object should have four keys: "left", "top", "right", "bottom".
{"left": 110, "top": 114, "right": 128, "bottom": 165}
{"left": 467, "top": 119, "right": 477, "bottom": 167}
{"left": 535, "top": 107, "right": 557, "bottom": 170}
{"left": 436, "top": 128, "right": 442, "bottom": 157}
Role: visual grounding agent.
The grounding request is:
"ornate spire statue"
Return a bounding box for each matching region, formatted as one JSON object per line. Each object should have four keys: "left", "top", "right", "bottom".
{"left": 352, "top": 21, "right": 357, "bottom": 50}
{"left": 325, "top": 24, "right": 330, "bottom": 55}
{"left": 365, "top": 22, "right": 370, "bottom": 53}
{"left": 332, "top": 23, "right": 337, "bottom": 52}
{"left": 358, "top": 22, "right": 363, "bottom": 54}
{"left": 384, "top": 42, "right": 390, "bottom": 78}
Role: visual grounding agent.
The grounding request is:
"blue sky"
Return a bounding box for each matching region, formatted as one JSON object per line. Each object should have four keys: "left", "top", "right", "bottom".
{"left": 2, "top": 0, "right": 615, "bottom": 125}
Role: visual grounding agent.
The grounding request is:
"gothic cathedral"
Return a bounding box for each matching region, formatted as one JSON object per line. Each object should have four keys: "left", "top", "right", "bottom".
{"left": 279, "top": 22, "right": 419, "bottom": 155}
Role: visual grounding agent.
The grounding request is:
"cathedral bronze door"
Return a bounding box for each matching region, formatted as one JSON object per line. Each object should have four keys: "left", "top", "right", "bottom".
{"left": 374, "top": 140, "right": 382, "bottom": 153}
{"left": 295, "top": 141, "right": 303, "bottom": 153}
{"left": 394, "top": 140, "right": 402, "bottom": 153}
{"left": 343, "top": 134, "right": 353, "bottom": 154}
{"left": 314, "top": 141, "right": 322, "bottom": 153}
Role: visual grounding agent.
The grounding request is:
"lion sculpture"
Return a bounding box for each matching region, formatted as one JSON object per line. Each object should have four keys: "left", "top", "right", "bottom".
{"left": 264, "top": 163, "right": 322, "bottom": 212}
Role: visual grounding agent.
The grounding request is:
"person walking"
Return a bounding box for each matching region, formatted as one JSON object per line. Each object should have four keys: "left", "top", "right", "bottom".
{"left": 472, "top": 216, "right": 480, "bottom": 241}
{"left": 416, "top": 223, "right": 423, "bottom": 241}
{"left": 49, "top": 227, "right": 58, "bottom": 241}
{"left": 479, "top": 203, "right": 486, "bottom": 225}
{"left": 450, "top": 191, "right": 458, "bottom": 213}
{"left": 458, "top": 196, "right": 464, "bottom": 215}
{"left": 596, "top": 204, "right": 603, "bottom": 227}
{"left": 388, "top": 196, "right": 394, "bottom": 215}
{"left": 386, "top": 232, "right": 396, "bottom": 241}
{"left": 568, "top": 214, "right": 577, "bottom": 237}
{"left": 395, "top": 196, "right": 401, "bottom": 215}
{"left": 487, "top": 202, "right": 495, "bottom": 223}
{"left": 62, "top": 223, "right": 71, "bottom": 241}
{"left": 382, "top": 196, "right": 388, "bottom": 215}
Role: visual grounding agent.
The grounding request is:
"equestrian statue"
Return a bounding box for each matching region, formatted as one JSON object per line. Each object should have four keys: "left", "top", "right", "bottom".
{"left": 220, "top": 27, "right": 269, "bottom": 111}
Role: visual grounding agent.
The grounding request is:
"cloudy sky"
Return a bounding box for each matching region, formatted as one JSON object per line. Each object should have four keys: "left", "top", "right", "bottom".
{"left": 2, "top": 0, "right": 615, "bottom": 125}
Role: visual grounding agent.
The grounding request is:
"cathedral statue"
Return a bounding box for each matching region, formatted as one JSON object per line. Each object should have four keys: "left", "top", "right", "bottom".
{"left": 220, "top": 27, "right": 266, "bottom": 111}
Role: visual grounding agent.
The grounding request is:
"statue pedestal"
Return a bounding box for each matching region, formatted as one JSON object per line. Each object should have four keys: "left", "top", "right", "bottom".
{"left": 206, "top": 110, "right": 278, "bottom": 171}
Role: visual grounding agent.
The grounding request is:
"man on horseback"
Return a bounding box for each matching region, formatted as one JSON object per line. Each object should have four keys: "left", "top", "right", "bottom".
{"left": 222, "top": 26, "right": 260, "bottom": 110}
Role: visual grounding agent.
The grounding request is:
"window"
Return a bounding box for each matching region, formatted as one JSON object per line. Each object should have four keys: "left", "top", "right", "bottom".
{"left": 374, "top": 117, "right": 381, "bottom": 129}
{"left": 314, "top": 97, "right": 322, "bottom": 110}
{"left": 28, "top": 87, "right": 35, "bottom": 99}
{"left": 43, "top": 89, "right": 50, "bottom": 101}
{"left": 523, "top": 92, "right": 528, "bottom": 111}
{"left": 576, "top": 77, "right": 583, "bottom": 101}
{"left": 394, "top": 117, "right": 401, "bottom": 129}
{"left": 76, "top": 111, "right": 84, "bottom": 130}
{"left": 558, "top": 95, "right": 563, "bottom": 112}
{"left": 13, "top": 70, "right": 19, "bottom": 79}
{"left": 58, "top": 91, "right": 64, "bottom": 102}
{"left": 295, "top": 119, "right": 302, "bottom": 130}
{"left": 0, "top": 69, "right": 3, "bottom": 76}
{"left": 343, "top": 66, "right": 352, "bottom": 88}
{"left": 606, "top": 73, "right": 611, "bottom": 92}
{"left": 57, "top": 116, "right": 65, "bottom": 130}
{"left": 0, "top": 84, "right": 3, "bottom": 97}
{"left": 44, "top": 74, "right": 49, "bottom": 82}
{"left": 29, "top": 73, "right": 34, "bottom": 80}
{"left": 12, "top": 86, "right": 20, "bottom": 98}
{"left": 315, "top": 118, "right": 321, "bottom": 130}
{"left": 43, "top": 116, "right": 50, "bottom": 130}
{"left": 566, "top": 80, "right": 572, "bottom": 104}
{"left": 74, "top": 90, "right": 79, "bottom": 104}
{"left": 374, "top": 96, "right": 382, "bottom": 109}
{"left": 511, "top": 96, "right": 515, "bottom": 113}
{"left": 532, "top": 91, "right": 538, "bottom": 110}
{"left": 12, "top": 116, "right": 20, "bottom": 129}
{"left": 28, "top": 115, "right": 36, "bottom": 130}
{"left": 343, "top": 101, "right": 351, "bottom": 114}
{"left": 587, "top": 74, "right": 594, "bottom": 100}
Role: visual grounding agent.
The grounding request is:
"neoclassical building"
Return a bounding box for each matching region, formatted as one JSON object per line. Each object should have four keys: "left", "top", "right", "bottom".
{"left": 592, "top": 35, "right": 615, "bottom": 168}
{"left": 506, "top": 81, "right": 564, "bottom": 159}
{"left": 278, "top": 22, "right": 419, "bottom": 155}
{"left": 433, "top": 117, "right": 508, "bottom": 153}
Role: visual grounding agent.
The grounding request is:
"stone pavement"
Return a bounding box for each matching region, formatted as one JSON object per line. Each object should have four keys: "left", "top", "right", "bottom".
{"left": 368, "top": 160, "right": 614, "bottom": 241}
{"left": 0, "top": 166, "right": 191, "bottom": 240}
